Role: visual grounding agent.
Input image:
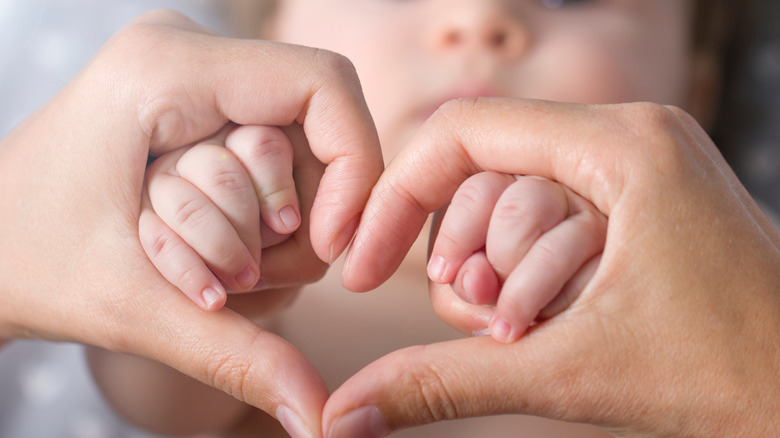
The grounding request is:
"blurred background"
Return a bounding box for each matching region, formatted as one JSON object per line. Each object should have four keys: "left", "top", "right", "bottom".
{"left": 1, "top": 1, "right": 778, "bottom": 437}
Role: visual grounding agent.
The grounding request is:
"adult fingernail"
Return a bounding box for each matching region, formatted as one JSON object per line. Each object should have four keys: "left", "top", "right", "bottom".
{"left": 279, "top": 205, "right": 300, "bottom": 231}
{"left": 276, "top": 405, "right": 313, "bottom": 438}
{"left": 234, "top": 265, "right": 257, "bottom": 289}
{"left": 328, "top": 406, "right": 388, "bottom": 438}
{"left": 330, "top": 214, "right": 361, "bottom": 265}
{"left": 490, "top": 315, "right": 519, "bottom": 343}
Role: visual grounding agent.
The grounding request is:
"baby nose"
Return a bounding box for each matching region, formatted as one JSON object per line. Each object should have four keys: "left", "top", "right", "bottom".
{"left": 430, "top": 2, "right": 529, "bottom": 59}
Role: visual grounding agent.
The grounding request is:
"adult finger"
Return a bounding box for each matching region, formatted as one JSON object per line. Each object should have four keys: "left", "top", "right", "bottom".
{"left": 94, "top": 9, "right": 383, "bottom": 264}
{"left": 323, "top": 324, "right": 619, "bottom": 438}
{"left": 329, "top": 99, "right": 780, "bottom": 436}
{"left": 342, "top": 98, "right": 623, "bottom": 291}
{"left": 226, "top": 125, "right": 301, "bottom": 236}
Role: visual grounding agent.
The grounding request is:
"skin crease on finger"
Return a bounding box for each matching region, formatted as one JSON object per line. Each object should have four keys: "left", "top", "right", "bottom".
{"left": 214, "top": 0, "right": 723, "bottom": 437}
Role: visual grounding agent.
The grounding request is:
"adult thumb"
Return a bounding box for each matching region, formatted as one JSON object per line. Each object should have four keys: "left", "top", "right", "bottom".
{"left": 322, "top": 317, "right": 620, "bottom": 438}
{"left": 113, "top": 260, "right": 330, "bottom": 438}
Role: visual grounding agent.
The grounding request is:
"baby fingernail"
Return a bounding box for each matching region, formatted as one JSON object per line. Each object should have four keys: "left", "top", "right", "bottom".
{"left": 201, "top": 286, "right": 224, "bottom": 310}
{"left": 490, "top": 315, "right": 519, "bottom": 343}
{"left": 427, "top": 255, "right": 448, "bottom": 283}
{"left": 279, "top": 205, "right": 300, "bottom": 231}
{"left": 328, "top": 406, "right": 388, "bottom": 438}
{"left": 276, "top": 405, "right": 313, "bottom": 438}
{"left": 234, "top": 265, "right": 257, "bottom": 289}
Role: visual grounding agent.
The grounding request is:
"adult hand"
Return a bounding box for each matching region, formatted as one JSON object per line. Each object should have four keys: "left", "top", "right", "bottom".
{"left": 0, "top": 10, "right": 382, "bottom": 438}
{"left": 330, "top": 98, "right": 780, "bottom": 437}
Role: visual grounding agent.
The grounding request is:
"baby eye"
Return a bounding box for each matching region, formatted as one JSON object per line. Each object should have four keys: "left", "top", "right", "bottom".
{"left": 538, "top": 0, "right": 596, "bottom": 9}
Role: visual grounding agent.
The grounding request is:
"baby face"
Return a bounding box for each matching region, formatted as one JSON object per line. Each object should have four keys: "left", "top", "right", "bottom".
{"left": 270, "top": 0, "right": 696, "bottom": 161}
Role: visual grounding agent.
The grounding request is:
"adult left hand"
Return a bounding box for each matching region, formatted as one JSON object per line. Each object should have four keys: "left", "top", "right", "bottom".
{"left": 326, "top": 98, "right": 780, "bottom": 438}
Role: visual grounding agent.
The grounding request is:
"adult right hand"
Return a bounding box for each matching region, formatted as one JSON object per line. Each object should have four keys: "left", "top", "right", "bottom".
{"left": 0, "top": 10, "right": 382, "bottom": 438}
{"left": 329, "top": 98, "right": 780, "bottom": 437}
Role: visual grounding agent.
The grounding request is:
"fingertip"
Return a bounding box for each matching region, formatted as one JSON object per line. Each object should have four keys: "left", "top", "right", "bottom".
{"left": 232, "top": 264, "right": 260, "bottom": 292}
{"left": 328, "top": 213, "right": 361, "bottom": 265}
{"left": 489, "top": 314, "right": 524, "bottom": 344}
{"left": 278, "top": 204, "right": 301, "bottom": 233}
{"left": 427, "top": 255, "right": 451, "bottom": 284}
{"left": 201, "top": 286, "right": 227, "bottom": 311}
{"left": 455, "top": 253, "right": 500, "bottom": 305}
{"left": 276, "top": 405, "right": 317, "bottom": 438}
{"left": 326, "top": 405, "right": 389, "bottom": 438}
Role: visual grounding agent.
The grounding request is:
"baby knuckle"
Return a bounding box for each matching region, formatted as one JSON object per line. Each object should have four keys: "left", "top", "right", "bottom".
{"left": 210, "top": 168, "right": 250, "bottom": 194}
{"left": 233, "top": 137, "right": 293, "bottom": 183}
{"left": 433, "top": 226, "right": 463, "bottom": 254}
{"left": 174, "top": 263, "right": 202, "bottom": 289}
{"left": 533, "top": 239, "right": 566, "bottom": 268}
{"left": 146, "top": 230, "right": 176, "bottom": 259}
{"left": 252, "top": 135, "right": 290, "bottom": 163}
{"left": 453, "top": 181, "right": 488, "bottom": 213}
{"left": 172, "top": 197, "right": 209, "bottom": 228}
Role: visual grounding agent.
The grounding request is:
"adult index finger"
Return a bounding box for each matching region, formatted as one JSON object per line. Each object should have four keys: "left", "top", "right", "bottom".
{"left": 341, "top": 98, "right": 639, "bottom": 292}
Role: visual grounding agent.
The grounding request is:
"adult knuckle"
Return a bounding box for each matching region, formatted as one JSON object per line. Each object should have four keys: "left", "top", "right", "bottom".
{"left": 133, "top": 8, "right": 191, "bottom": 25}
{"left": 432, "top": 98, "right": 475, "bottom": 128}
{"left": 205, "top": 349, "right": 254, "bottom": 401}
{"left": 613, "top": 103, "right": 693, "bottom": 179}
{"left": 409, "top": 358, "right": 460, "bottom": 422}
{"left": 314, "top": 49, "right": 358, "bottom": 79}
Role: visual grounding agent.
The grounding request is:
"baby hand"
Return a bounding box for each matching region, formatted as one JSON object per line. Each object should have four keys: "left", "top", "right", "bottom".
{"left": 139, "top": 125, "right": 301, "bottom": 310}
{"left": 428, "top": 172, "right": 607, "bottom": 343}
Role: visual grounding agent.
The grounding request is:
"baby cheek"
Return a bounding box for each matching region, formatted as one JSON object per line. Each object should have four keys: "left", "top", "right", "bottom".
{"left": 527, "top": 40, "right": 649, "bottom": 105}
